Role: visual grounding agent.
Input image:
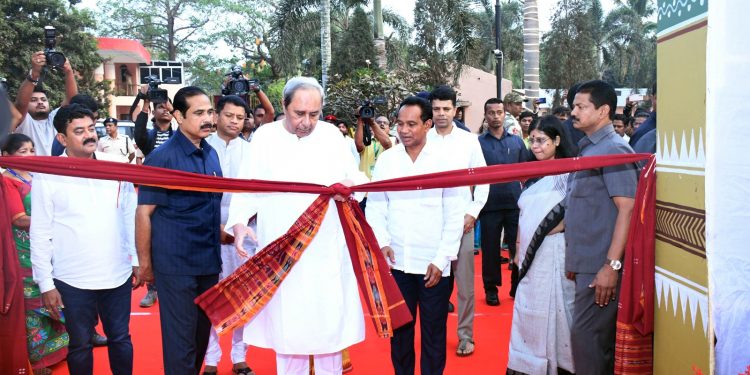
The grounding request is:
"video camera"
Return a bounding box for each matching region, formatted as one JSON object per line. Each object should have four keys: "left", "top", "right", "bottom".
{"left": 145, "top": 75, "right": 171, "bottom": 104}
{"left": 222, "top": 66, "right": 259, "bottom": 96}
{"left": 358, "top": 96, "right": 386, "bottom": 119}
{"left": 44, "top": 26, "right": 66, "bottom": 70}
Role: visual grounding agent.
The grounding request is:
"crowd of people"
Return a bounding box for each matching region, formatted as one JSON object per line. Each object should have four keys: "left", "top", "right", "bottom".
{"left": 0, "top": 50, "right": 657, "bottom": 375}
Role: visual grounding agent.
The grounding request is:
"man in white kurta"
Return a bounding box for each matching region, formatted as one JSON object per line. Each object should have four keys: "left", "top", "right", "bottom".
{"left": 204, "top": 95, "right": 256, "bottom": 374}
{"left": 427, "top": 89, "right": 489, "bottom": 356}
{"left": 225, "top": 77, "right": 368, "bottom": 375}
{"left": 366, "top": 96, "right": 464, "bottom": 375}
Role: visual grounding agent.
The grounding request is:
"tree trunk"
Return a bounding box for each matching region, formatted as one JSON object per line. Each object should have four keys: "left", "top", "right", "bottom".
{"left": 523, "top": 0, "right": 540, "bottom": 99}
{"left": 373, "top": 0, "right": 386, "bottom": 69}
{"left": 320, "top": 0, "right": 332, "bottom": 90}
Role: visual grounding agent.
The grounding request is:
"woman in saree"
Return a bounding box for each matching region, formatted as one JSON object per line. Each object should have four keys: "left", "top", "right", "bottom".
{"left": 2, "top": 134, "right": 68, "bottom": 375}
{"left": 506, "top": 116, "right": 577, "bottom": 375}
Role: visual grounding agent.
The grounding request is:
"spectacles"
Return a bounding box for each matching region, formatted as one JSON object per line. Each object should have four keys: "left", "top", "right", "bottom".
{"left": 529, "top": 136, "right": 551, "bottom": 146}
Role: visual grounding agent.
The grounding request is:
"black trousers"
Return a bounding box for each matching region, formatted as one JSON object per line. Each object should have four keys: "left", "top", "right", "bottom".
{"left": 154, "top": 272, "right": 219, "bottom": 375}
{"left": 479, "top": 209, "right": 519, "bottom": 295}
{"left": 55, "top": 279, "right": 133, "bottom": 375}
{"left": 391, "top": 270, "right": 450, "bottom": 375}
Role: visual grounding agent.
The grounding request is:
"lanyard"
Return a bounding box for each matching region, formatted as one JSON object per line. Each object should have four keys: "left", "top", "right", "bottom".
{"left": 6, "top": 168, "right": 32, "bottom": 186}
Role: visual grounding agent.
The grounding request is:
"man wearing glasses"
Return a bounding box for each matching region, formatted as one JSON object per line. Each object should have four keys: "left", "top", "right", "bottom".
{"left": 97, "top": 117, "right": 135, "bottom": 163}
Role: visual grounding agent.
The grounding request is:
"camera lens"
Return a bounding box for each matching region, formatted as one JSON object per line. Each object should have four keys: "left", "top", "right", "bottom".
{"left": 232, "top": 80, "right": 248, "bottom": 94}
{"left": 46, "top": 52, "right": 66, "bottom": 68}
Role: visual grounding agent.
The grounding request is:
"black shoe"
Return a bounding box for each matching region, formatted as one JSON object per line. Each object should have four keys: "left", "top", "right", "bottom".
{"left": 448, "top": 301, "right": 455, "bottom": 313}
{"left": 499, "top": 256, "right": 510, "bottom": 264}
{"left": 485, "top": 293, "right": 500, "bottom": 306}
{"left": 92, "top": 332, "right": 108, "bottom": 347}
{"left": 473, "top": 249, "right": 479, "bottom": 255}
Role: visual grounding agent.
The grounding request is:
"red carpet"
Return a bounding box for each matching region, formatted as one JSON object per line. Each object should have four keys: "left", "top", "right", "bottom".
{"left": 51, "top": 254, "right": 513, "bottom": 374}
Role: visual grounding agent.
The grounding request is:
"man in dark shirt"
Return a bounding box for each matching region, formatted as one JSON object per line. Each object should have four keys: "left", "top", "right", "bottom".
{"left": 135, "top": 86, "right": 223, "bottom": 374}
{"left": 477, "top": 98, "right": 529, "bottom": 306}
{"left": 566, "top": 80, "right": 637, "bottom": 374}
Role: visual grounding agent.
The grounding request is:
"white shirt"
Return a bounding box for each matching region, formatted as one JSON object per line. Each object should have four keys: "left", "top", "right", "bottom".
{"left": 427, "top": 126, "right": 489, "bottom": 219}
{"left": 225, "top": 120, "right": 368, "bottom": 354}
{"left": 15, "top": 110, "right": 59, "bottom": 156}
{"left": 207, "top": 133, "right": 253, "bottom": 224}
{"left": 97, "top": 133, "right": 135, "bottom": 163}
{"left": 366, "top": 142, "right": 464, "bottom": 276}
{"left": 30, "top": 152, "right": 137, "bottom": 293}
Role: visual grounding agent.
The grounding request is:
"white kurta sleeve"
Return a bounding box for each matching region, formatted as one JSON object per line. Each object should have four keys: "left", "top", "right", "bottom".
{"left": 467, "top": 138, "right": 489, "bottom": 219}
{"left": 364, "top": 154, "right": 391, "bottom": 249}
{"left": 225, "top": 136, "right": 260, "bottom": 233}
{"left": 119, "top": 182, "right": 138, "bottom": 267}
{"left": 30, "top": 174, "right": 56, "bottom": 293}
{"left": 432, "top": 186, "right": 465, "bottom": 272}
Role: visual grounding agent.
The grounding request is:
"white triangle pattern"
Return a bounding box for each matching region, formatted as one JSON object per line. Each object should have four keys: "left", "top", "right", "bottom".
{"left": 656, "top": 128, "right": 706, "bottom": 168}
{"left": 654, "top": 272, "right": 708, "bottom": 335}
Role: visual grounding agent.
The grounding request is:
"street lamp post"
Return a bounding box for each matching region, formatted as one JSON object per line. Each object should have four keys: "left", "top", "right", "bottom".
{"left": 494, "top": 0, "right": 504, "bottom": 99}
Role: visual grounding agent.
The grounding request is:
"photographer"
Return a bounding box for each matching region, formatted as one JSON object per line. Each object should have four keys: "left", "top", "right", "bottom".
{"left": 131, "top": 84, "right": 175, "bottom": 158}
{"left": 13, "top": 51, "right": 78, "bottom": 156}
{"left": 354, "top": 111, "right": 392, "bottom": 180}
{"left": 221, "top": 66, "right": 274, "bottom": 126}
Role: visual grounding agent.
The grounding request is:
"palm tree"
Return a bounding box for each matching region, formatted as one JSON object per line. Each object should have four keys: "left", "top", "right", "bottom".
{"left": 373, "top": 0, "right": 386, "bottom": 68}
{"left": 320, "top": 0, "right": 332, "bottom": 89}
{"left": 604, "top": 0, "right": 657, "bottom": 89}
{"left": 523, "top": 0, "right": 540, "bottom": 98}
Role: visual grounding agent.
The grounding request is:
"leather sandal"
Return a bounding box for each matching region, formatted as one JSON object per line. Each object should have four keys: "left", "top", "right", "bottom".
{"left": 456, "top": 339, "right": 475, "bottom": 356}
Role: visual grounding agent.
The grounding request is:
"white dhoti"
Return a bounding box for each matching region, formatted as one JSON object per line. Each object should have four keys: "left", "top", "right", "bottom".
{"left": 226, "top": 121, "right": 368, "bottom": 357}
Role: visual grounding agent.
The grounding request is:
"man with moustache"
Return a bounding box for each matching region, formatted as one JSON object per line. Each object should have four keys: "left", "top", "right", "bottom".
{"left": 202, "top": 95, "right": 256, "bottom": 375}
{"left": 13, "top": 52, "right": 78, "bottom": 155}
{"left": 566, "top": 80, "right": 637, "bottom": 374}
{"left": 367, "top": 96, "right": 464, "bottom": 374}
{"left": 477, "top": 98, "right": 529, "bottom": 305}
{"left": 135, "top": 87, "right": 223, "bottom": 374}
{"left": 427, "top": 85, "right": 488, "bottom": 357}
{"left": 226, "top": 77, "right": 368, "bottom": 375}
{"left": 30, "top": 104, "right": 138, "bottom": 374}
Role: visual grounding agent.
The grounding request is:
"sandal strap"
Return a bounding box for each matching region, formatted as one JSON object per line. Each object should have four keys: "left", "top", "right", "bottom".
{"left": 233, "top": 367, "right": 255, "bottom": 375}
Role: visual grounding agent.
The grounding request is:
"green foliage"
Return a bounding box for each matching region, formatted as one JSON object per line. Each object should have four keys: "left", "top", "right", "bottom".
{"left": 324, "top": 67, "right": 425, "bottom": 126}
{"left": 601, "top": 0, "right": 656, "bottom": 89}
{"left": 95, "top": 0, "right": 229, "bottom": 61}
{"left": 0, "top": 0, "right": 111, "bottom": 113}
{"left": 462, "top": 1, "right": 524, "bottom": 85}
{"left": 539, "top": 0, "right": 600, "bottom": 91}
{"left": 331, "top": 7, "right": 377, "bottom": 77}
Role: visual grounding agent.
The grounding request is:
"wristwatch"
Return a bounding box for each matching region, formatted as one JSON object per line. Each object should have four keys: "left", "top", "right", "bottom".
{"left": 606, "top": 258, "right": 622, "bottom": 271}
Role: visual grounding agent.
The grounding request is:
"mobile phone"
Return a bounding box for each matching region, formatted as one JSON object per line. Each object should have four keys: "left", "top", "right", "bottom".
{"left": 629, "top": 94, "right": 644, "bottom": 101}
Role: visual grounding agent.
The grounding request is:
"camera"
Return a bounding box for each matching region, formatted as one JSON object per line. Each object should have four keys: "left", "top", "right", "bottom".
{"left": 222, "top": 66, "right": 259, "bottom": 96}
{"left": 358, "top": 96, "right": 386, "bottom": 119}
{"left": 145, "top": 75, "right": 170, "bottom": 104}
{"left": 43, "top": 26, "right": 66, "bottom": 70}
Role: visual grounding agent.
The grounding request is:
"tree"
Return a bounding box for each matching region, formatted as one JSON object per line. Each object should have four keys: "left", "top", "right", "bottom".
{"left": 412, "top": 0, "right": 489, "bottom": 85}
{"left": 95, "top": 0, "right": 226, "bottom": 60}
{"left": 320, "top": 0, "right": 332, "bottom": 89}
{"left": 331, "top": 7, "right": 376, "bottom": 78}
{"left": 324, "top": 67, "right": 425, "bottom": 126}
{"left": 539, "top": 0, "right": 599, "bottom": 99}
{"left": 446, "top": 1, "right": 525, "bottom": 87}
{"left": 523, "top": 0, "right": 541, "bottom": 98}
{"left": 602, "top": 0, "right": 656, "bottom": 89}
{"left": 0, "top": 0, "right": 112, "bottom": 113}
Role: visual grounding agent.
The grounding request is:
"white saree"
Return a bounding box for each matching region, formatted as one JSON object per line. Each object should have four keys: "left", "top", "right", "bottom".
{"left": 507, "top": 174, "right": 576, "bottom": 375}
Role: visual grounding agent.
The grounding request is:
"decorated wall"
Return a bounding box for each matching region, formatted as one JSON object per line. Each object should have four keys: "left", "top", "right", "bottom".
{"left": 654, "top": 0, "right": 711, "bottom": 373}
